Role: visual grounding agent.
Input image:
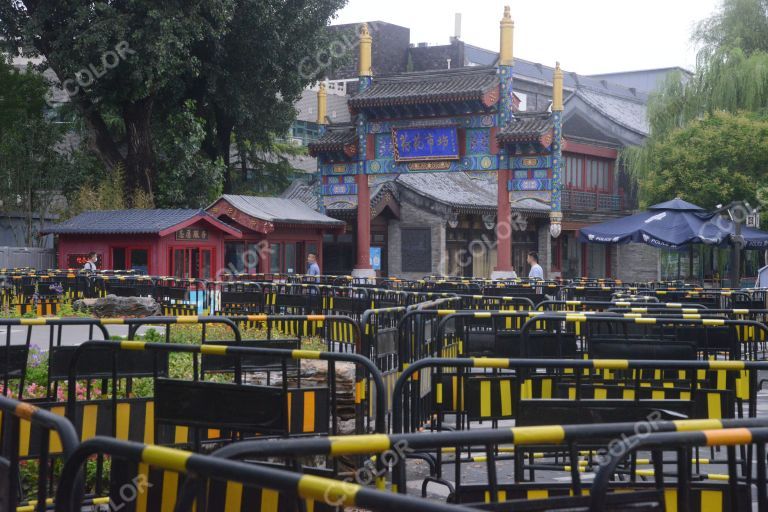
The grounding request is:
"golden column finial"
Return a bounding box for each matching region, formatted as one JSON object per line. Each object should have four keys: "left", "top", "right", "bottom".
{"left": 359, "top": 23, "right": 373, "bottom": 77}
{"left": 499, "top": 6, "right": 514, "bottom": 66}
{"left": 317, "top": 81, "right": 327, "bottom": 125}
{"left": 552, "top": 61, "right": 564, "bottom": 111}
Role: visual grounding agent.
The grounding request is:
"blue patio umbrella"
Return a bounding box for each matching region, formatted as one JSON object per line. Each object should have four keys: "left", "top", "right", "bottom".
{"left": 579, "top": 198, "right": 734, "bottom": 249}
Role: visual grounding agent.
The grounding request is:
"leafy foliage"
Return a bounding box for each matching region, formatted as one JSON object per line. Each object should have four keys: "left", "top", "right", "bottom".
{"left": 645, "top": 0, "right": 768, "bottom": 138}
{"left": 67, "top": 164, "right": 154, "bottom": 217}
{"left": 629, "top": 0, "right": 768, "bottom": 209}
{"left": 0, "top": 0, "right": 347, "bottom": 205}
{"left": 0, "top": 60, "right": 71, "bottom": 246}
{"left": 154, "top": 100, "right": 225, "bottom": 208}
{"left": 625, "top": 111, "right": 768, "bottom": 208}
{"left": 229, "top": 137, "right": 309, "bottom": 195}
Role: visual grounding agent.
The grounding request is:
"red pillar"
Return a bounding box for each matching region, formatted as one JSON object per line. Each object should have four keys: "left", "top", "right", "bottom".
{"left": 355, "top": 174, "right": 372, "bottom": 271}
{"left": 495, "top": 169, "right": 513, "bottom": 272}
{"left": 259, "top": 240, "right": 271, "bottom": 275}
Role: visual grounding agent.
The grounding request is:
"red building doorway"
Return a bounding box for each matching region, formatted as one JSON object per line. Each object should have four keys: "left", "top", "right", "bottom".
{"left": 170, "top": 247, "right": 214, "bottom": 279}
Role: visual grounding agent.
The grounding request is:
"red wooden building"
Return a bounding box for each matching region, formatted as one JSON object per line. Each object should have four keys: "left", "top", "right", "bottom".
{"left": 42, "top": 209, "right": 241, "bottom": 277}
{"left": 206, "top": 195, "right": 345, "bottom": 275}
{"left": 42, "top": 196, "right": 345, "bottom": 277}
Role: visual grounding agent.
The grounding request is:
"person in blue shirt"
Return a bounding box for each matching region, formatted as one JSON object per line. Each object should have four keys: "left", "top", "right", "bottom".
{"left": 307, "top": 252, "right": 321, "bottom": 276}
{"left": 527, "top": 251, "right": 544, "bottom": 279}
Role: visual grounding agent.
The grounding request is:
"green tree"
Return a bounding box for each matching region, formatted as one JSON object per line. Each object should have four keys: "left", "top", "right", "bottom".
{"left": 646, "top": 0, "right": 768, "bottom": 137}
{"left": 177, "top": 0, "right": 348, "bottom": 192}
{"left": 628, "top": 0, "right": 768, "bottom": 208}
{"left": 154, "top": 101, "right": 225, "bottom": 208}
{"left": 0, "top": 0, "right": 347, "bottom": 201}
{"left": 0, "top": 60, "right": 71, "bottom": 246}
{"left": 0, "top": 0, "right": 232, "bottom": 198}
{"left": 229, "top": 137, "right": 309, "bottom": 195}
{"left": 629, "top": 111, "right": 768, "bottom": 208}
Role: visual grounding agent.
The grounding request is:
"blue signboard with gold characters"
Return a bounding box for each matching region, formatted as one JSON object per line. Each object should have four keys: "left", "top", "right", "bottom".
{"left": 392, "top": 127, "right": 459, "bottom": 162}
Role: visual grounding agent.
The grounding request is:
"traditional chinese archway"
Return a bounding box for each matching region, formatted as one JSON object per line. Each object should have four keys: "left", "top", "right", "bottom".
{"left": 309, "top": 7, "right": 563, "bottom": 279}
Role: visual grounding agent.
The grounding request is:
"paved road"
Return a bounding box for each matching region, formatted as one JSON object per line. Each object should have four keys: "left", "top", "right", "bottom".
{"left": 4, "top": 323, "right": 165, "bottom": 348}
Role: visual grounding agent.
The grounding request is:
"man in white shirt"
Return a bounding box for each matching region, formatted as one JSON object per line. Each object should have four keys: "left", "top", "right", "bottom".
{"left": 83, "top": 252, "right": 98, "bottom": 272}
{"left": 527, "top": 251, "right": 544, "bottom": 280}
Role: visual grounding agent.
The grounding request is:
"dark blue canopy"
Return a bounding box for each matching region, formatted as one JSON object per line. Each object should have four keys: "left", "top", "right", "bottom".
{"left": 579, "top": 199, "right": 768, "bottom": 249}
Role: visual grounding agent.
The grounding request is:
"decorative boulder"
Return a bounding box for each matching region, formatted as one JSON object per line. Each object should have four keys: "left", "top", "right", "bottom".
{"left": 73, "top": 294, "right": 162, "bottom": 318}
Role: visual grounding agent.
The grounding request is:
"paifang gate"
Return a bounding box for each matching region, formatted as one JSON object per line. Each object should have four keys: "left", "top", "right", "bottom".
{"left": 309, "top": 7, "right": 565, "bottom": 280}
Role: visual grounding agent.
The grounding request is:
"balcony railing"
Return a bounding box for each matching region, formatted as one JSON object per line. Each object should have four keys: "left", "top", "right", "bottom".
{"left": 562, "top": 189, "right": 624, "bottom": 212}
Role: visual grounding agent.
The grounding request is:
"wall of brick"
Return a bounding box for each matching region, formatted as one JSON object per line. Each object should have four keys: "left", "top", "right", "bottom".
{"left": 537, "top": 224, "right": 552, "bottom": 279}
{"left": 388, "top": 199, "right": 446, "bottom": 279}
{"left": 616, "top": 243, "right": 660, "bottom": 283}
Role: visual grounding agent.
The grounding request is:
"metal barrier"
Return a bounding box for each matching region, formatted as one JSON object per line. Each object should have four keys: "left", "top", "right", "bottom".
{"left": 457, "top": 294, "right": 535, "bottom": 311}
{"left": 592, "top": 426, "right": 768, "bottom": 512}
{"left": 537, "top": 299, "right": 678, "bottom": 312}
{"left": 197, "top": 417, "right": 768, "bottom": 507}
{"left": 391, "top": 357, "right": 768, "bottom": 435}
{"left": 0, "top": 395, "right": 79, "bottom": 512}
{"left": 54, "top": 436, "right": 475, "bottom": 512}
{"left": 520, "top": 314, "right": 768, "bottom": 361}
{"left": 123, "top": 315, "right": 241, "bottom": 343}
{"left": 225, "top": 314, "right": 360, "bottom": 351}
{"left": 66, "top": 340, "right": 386, "bottom": 440}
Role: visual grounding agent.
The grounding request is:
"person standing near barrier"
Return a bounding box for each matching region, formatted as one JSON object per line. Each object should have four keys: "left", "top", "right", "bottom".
{"left": 528, "top": 251, "right": 544, "bottom": 279}
{"left": 307, "top": 252, "right": 320, "bottom": 277}
{"left": 83, "top": 252, "right": 98, "bottom": 272}
{"left": 82, "top": 251, "right": 99, "bottom": 298}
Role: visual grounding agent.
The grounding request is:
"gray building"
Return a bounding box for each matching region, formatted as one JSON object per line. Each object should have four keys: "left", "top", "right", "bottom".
{"left": 588, "top": 67, "right": 693, "bottom": 94}
{"left": 281, "top": 21, "right": 667, "bottom": 281}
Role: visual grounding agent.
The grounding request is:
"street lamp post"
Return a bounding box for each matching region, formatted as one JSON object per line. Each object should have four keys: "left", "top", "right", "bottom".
{"left": 731, "top": 219, "right": 743, "bottom": 288}
{"left": 716, "top": 201, "right": 750, "bottom": 288}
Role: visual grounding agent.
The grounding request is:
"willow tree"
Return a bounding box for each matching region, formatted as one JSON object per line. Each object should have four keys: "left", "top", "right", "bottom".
{"left": 627, "top": 0, "right": 768, "bottom": 205}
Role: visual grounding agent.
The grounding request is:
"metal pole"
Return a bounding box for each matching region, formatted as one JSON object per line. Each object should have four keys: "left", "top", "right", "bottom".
{"left": 732, "top": 220, "right": 742, "bottom": 288}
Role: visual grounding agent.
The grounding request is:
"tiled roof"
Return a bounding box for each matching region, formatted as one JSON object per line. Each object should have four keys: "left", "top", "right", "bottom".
{"left": 511, "top": 58, "right": 649, "bottom": 103}
{"left": 218, "top": 195, "right": 344, "bottom": 226}
{"left": 41, "top": 209, "right": 233, "bottom": 235}
{"left": 498, "top": 112, "right": 554, "bottom": 142}
{"left": 307, "top": 125, "right": 357, "bottom": 156}
{"left": 575, "top": 88, "right": 649, "bottom": 136}
{"left": 283, "top": 174, "right": 550, "bottom": 217}
{"left": 282, "top": 179, "right": 320, "bottom": 210}
{"left": 396, "top": 172, "right": 496, "bottom": 212}
{"left": 397, "top": 172, "right": 550, "bottom": 216}
{"left": 286, "top": 154, "right": 318, "bottom": 174}
{"left": 294, "top": 89, "right": 352, "bottom": 124}
{"left": 282, "top": 179, "right": 394, "bottom": 213}
{"left": 348, "top": 66, "right": 500, "bottom": 109}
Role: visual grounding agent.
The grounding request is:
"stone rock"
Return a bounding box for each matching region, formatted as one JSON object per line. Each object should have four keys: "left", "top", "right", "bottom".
{"left": 73, "top": 294, "right": 162, "bottom": 318}
{"left": 246, "top": 360, "right": 367, "bottom": 435}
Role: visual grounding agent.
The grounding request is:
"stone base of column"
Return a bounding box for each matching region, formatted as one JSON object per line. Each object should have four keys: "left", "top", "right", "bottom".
{"left": 491, "top": 270, "right": 518, "bottom": 280}
{"left": 352, "top": 268, "right": 377, "bottom": 282}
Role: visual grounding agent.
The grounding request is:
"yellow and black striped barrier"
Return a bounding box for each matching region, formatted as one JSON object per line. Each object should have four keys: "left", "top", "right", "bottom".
{"left": 54, "top": 437, "right": 470, "bottom": 512}
{"left": 197, "top": 417, "right": 768, "bottom": 499}
{"left": 0, "top": 395, "right": 79, "bottom": 512}
{"left": 225, "top": 313, "right": 360, "bottom": 349}
{"left": 592, "top": 426, "right": 768, "bottom": 511}
{"left": 520, "top": 313, "right": 768, "bottom": 361}
{"left": 67, "top": 339, "right": 386, "bottom": 435}
{"left": 391, "top": 356, "right": 768, "bottom": 436}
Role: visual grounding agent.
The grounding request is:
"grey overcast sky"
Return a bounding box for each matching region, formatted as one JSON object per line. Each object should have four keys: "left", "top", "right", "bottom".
{"left": 333, "top": 0, "right": 722, "bottom": 75}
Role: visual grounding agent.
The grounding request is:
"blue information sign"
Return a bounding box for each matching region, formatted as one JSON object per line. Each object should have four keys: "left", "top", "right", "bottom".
{"left": 369, "top": 247, "right": 382, "bottom": 271}
{"left": 392, "top": 127, "right": 459, "bottom": 162}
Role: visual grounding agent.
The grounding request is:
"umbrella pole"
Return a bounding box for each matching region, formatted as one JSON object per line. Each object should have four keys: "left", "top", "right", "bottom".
{"left": 731, "top": 220, "right": 742, "bottom": 288}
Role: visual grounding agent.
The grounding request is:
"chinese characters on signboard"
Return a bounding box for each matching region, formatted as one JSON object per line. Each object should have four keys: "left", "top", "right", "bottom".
{"left": 392, "top": 127, "right": 459, "bottom": 162}
{"left": 68, "top": 253, "right": 102, "bottom": 268}
{"left": 175, "top": 228, "right": 209, "bottom": 241}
